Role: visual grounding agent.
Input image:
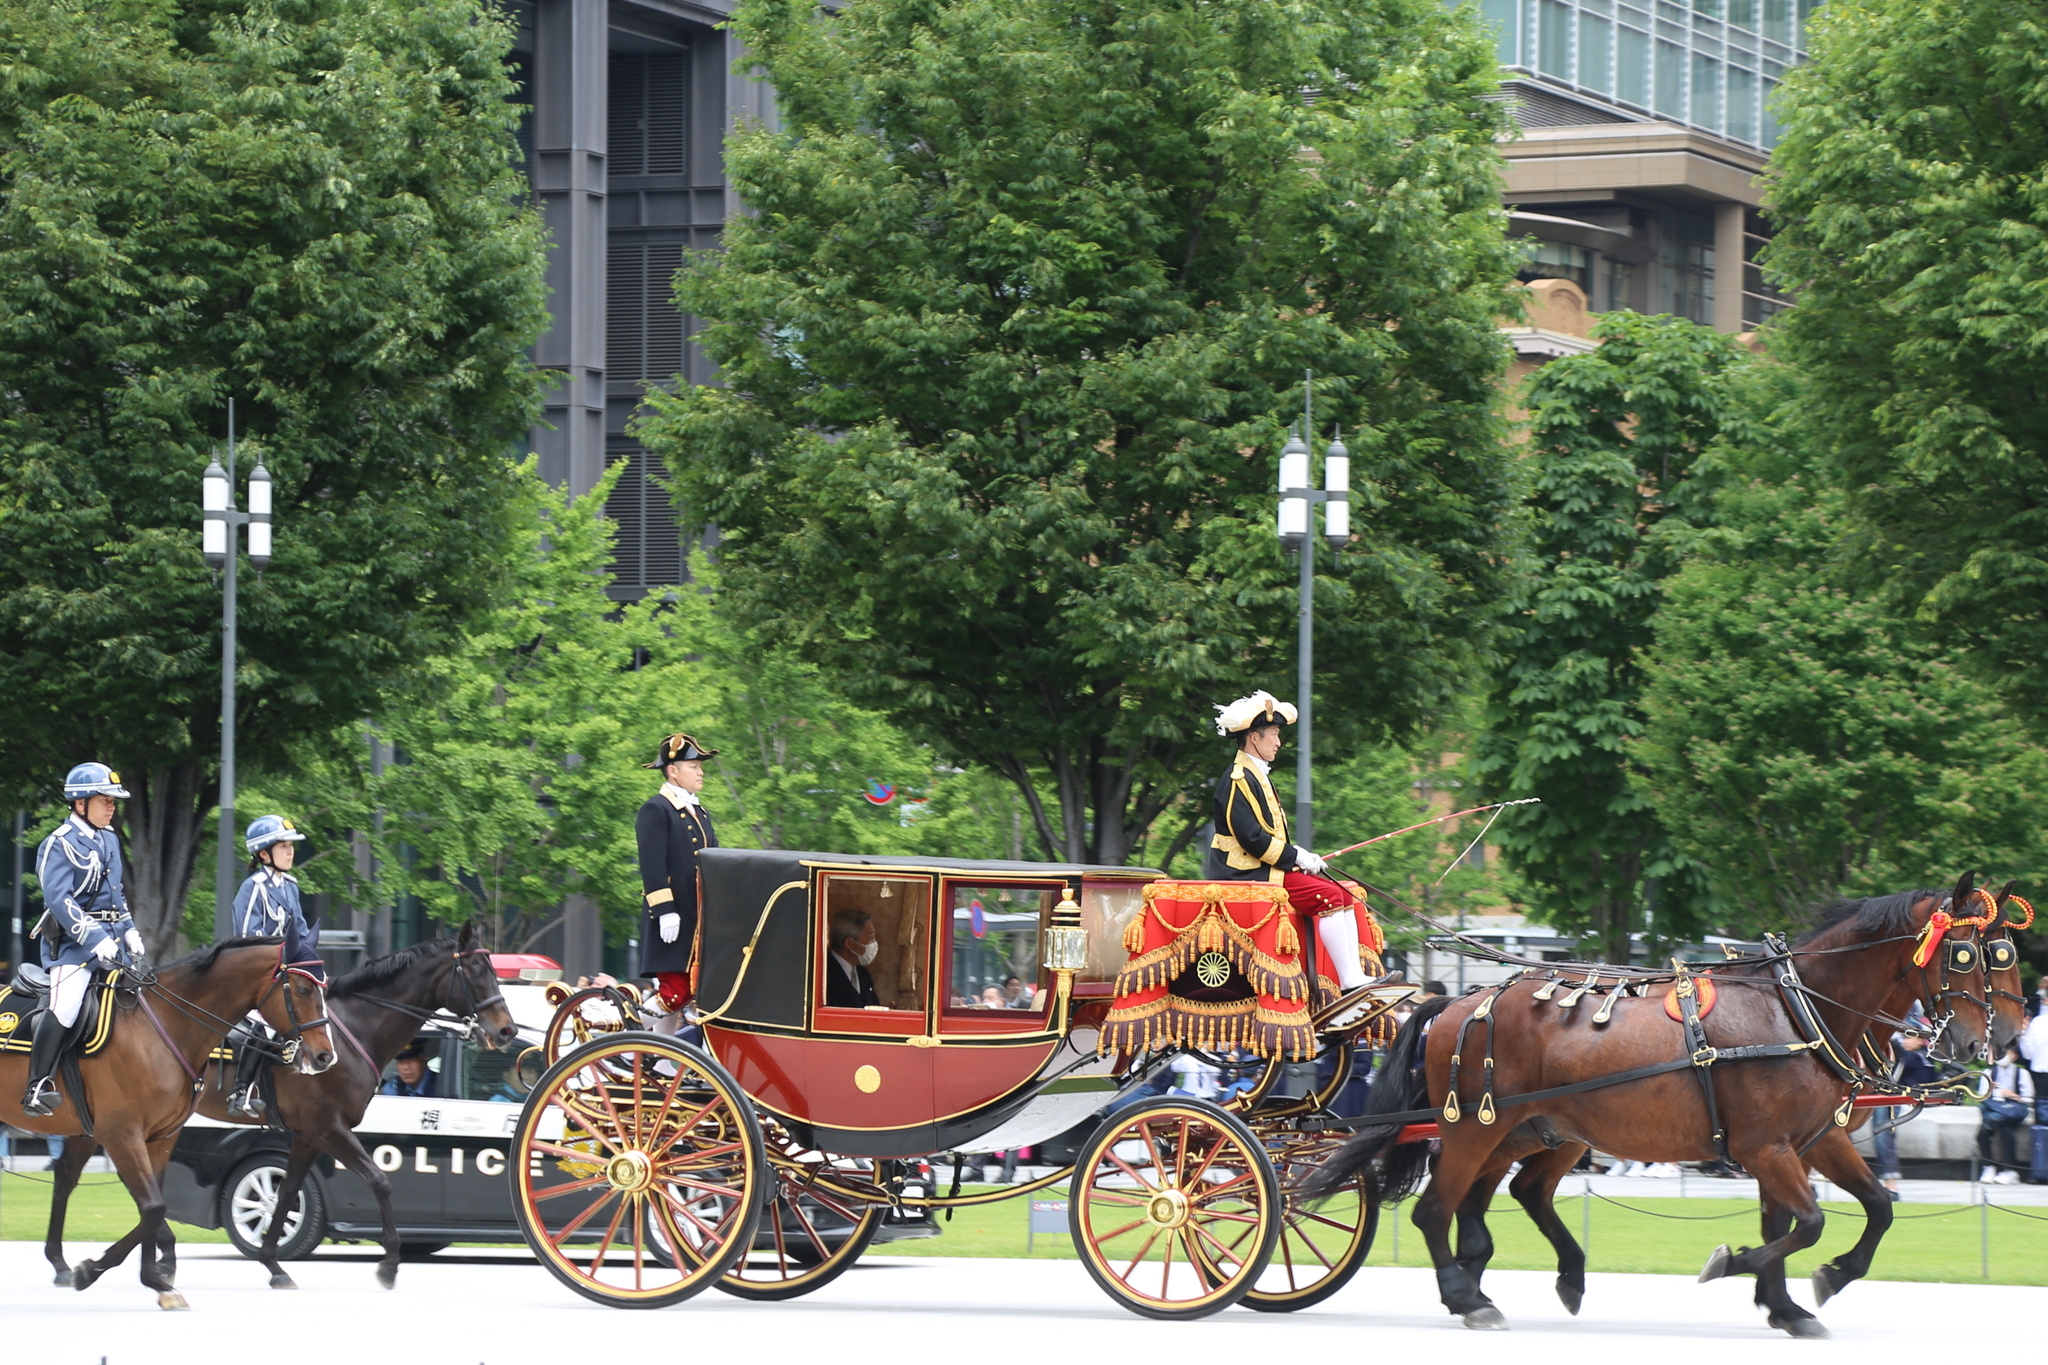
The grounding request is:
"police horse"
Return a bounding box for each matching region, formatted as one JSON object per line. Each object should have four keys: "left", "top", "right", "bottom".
{"left": 1, "top": 938, "right": 335, "bottom": 1309}
{"left": 40, "top": 923, "right": 519, "bottom": 1293}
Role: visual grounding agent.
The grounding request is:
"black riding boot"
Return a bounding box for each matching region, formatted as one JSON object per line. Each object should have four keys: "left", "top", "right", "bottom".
{"left": 227, "top": 1032, "right": 267, "bottom": 1119}
{"left": 20, "top": 1009, "right": 67, "bottom": 1117}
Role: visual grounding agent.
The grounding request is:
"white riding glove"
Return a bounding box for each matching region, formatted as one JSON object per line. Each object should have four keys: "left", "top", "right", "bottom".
{"left": 124, "top": 929, "right": 146, "bottom": 956}
{"left": 92, "top": 936, "right": 120, "bottom": 963}
{"left": 658, "top": 913, "right": 682, "bottom": 943}
{"left": 1293, "top": 847, "right": 1327, "bottom": 876}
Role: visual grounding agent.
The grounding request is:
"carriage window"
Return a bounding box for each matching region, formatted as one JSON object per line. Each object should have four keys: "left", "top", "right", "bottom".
{"left": 946, "top": 884, "right": 1053, "bottom": 1012}
{"left": 817, "top": 874, "right": 930, "bottom": 1012}
{"left": 1080, "top": 883, "right": 1146, "bottom": 984}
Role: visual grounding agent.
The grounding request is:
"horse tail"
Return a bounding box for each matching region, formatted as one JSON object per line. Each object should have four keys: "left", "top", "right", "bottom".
{"left": 1302, "top": 993, "right": 1454, "bottom": 1203}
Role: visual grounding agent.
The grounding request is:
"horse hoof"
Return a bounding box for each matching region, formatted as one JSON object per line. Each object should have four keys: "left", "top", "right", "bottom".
{"left": 51, "top": 1270, "right": 72, "bottom": 1288}
{"left": 269, "top": 1274, "right": 297, "bottom": 1290}
{"left": 71, "top": 1261, "right": 100, "bottom": 1292}
{"left": 1462, "top": 1306, "right": 1509, "bottom": 1330}
{"left": 1811, "top": 1265, "right": 1846, "bottom": 1307}
{"left": 1555, "top": 1275, "right": 1583, "bottom": 1316}
{"left": 158, "top": 1291, "right": 190, "bottom": 1311}
{"left": 377, "top": 1263, "right": 399, "bottom": 1290}
{"left": 1771, "top": 1315, "right": 1829, "bottom": 1339}
{"left": 1698, "top": 1244, "right": 1733, "bottom": 1282}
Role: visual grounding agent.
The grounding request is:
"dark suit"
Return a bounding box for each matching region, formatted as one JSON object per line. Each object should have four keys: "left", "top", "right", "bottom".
{"left": 636, "top": 790, "right": 717, "bottom": 976}
{"left": 1204, "top": 752, "right": 1300, "bottom": 883}
{"left": 825, "top": 955, "right": 880, "bottom": 1008}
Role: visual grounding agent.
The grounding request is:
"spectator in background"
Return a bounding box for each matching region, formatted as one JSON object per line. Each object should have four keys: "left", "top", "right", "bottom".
{"left": 1421, "top": 980, "right": 1448, "bottom": 1000}
{"left": 1978, "top": 1041, "right": 2034, "bottom": 1185}
{"left": 380, "top": 1042, "right": 438, "bottom": 1098}
{"left": 1167, "top": 1053, "right": 1220, "bottom": 1101}
{"left": 1872, "top": 1022, "right": 1943, "bottom": 1198}
{"left": 2022, "top": 985, "right": 2048, "bottom": 1119}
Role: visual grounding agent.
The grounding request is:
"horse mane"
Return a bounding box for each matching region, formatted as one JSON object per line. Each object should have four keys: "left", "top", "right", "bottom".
{"left": 328, "top": 936, "right": 459, "bottom": 999}
{"left": 168, "top": 936, "right": 284, "bottom": 973}
{"left": 1794, "top": 889, "right": 1937, "bottom": 946}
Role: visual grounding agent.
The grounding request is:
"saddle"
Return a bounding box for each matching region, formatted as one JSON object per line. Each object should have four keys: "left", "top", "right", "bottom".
{"left": 0, "top": 965, "right": 124, "bottom": 1059}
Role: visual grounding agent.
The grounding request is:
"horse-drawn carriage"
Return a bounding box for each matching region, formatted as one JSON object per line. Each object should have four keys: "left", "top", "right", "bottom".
{"left": 509, "top": 848, "right": 1401, "bottom": 1318}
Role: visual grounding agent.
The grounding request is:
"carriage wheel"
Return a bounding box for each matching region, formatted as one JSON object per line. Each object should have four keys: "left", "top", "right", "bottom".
{"left": 1070, "top": 1098, "right": 1281, "bottom": 1320}
{"left": 511, "top": 1032, "right": 764, "bottom": 1309}
{"left": 1235, "top": 1131, "right": 1375, "bottom": 1311}
{"left": 715, "top": 1141, "right": 885, "bottom": 1301}
{"left": 540, "top": 984, "right": 646, "bottom": 1066}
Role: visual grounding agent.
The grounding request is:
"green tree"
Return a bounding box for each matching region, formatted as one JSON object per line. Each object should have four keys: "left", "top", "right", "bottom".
{"left": 638, "top": 0, "right": 1521, "bottom": 867}
{"left": 0, "top": 0, "right": 548, "bottom": 951}
{"left": 1768, "top": 0, "right": 2048, "bottom": 720}
{"left": 1473, "top": 314, "right": 1745, "bottom": 962}
{"left": 1637, "top": 365, "right": 2048, "bottom": 928}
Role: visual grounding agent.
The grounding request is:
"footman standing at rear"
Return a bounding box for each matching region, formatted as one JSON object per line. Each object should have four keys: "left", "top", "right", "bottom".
{"left": 22, "top": 763, "right": 143, "bottom": 1117}
{"left": 637, "top": 733, "right": 720, "bottom": 1032}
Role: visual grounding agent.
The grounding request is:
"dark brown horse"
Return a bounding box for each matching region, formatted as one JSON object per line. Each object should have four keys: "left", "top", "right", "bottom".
{"left": 1, "top": 937, "right": 336, "bottom": 1309}
{"left": 1311, "top": 876, "right": 1995, "bottom": 1338}
{"left": 44, "top": 923, "right": 519, "bottom": 1292}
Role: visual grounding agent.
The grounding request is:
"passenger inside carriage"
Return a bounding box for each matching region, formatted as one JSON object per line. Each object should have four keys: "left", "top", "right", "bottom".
{"left": 816, "top": 875, "right": 928, "bottom": 1011}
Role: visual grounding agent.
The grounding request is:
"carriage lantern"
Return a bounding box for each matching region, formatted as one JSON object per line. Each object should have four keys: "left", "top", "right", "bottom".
{"left": 1044, "top": 888, "right": 1087, "bottom": 972}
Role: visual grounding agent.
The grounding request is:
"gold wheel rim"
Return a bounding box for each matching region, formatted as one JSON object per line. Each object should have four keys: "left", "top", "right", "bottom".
{"left": 1235, "top": 1136, "right": 1370, "bottom": 1302}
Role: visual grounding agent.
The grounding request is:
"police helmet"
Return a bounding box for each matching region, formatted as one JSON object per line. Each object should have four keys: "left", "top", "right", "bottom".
{"left": 63, "top": 763, "right": 130, "bottom": 801}
{"left": 245, "top": 814, "right": 308, "bottom": 855}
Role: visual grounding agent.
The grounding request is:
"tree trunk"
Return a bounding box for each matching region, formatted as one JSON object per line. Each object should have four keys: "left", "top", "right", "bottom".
{"left": 120, "top": 760, "right": 212, "bottom": 958}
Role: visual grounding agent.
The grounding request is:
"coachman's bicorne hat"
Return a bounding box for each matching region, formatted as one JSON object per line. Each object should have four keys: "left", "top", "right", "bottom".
{"left": 644, "top": 733, "right": 720, "bottom": 769}
{"left": 1213, "top": 690, "right": 1300, "bottom": 737}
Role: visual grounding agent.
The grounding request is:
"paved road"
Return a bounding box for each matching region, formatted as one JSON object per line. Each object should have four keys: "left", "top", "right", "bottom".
{"left": 6, "top": 1242, "right": 2040, "bottom": 1365}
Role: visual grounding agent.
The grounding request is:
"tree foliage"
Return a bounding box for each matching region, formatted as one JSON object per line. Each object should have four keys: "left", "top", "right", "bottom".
{"left": 0, "top": 0, "right": 549, "bottom": 950}
{"left": 1768, "top": 0, "right": 2048, "bottom": 720}
{"left": 1474, "top": 314, "right": 1745, "bottom": 960}
{"left": 638, "top": 0, "right": 1521, "bottom": 867}
{"left": 1636, "top": 364, "right": 2048, "bottom": 928}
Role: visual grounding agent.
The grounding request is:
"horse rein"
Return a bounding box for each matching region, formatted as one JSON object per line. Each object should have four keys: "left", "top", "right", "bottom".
{"left": 348, "top": 946, "right": 508, "bottom": 1043}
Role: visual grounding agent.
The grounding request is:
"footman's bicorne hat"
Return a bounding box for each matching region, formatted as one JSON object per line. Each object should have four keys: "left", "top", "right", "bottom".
{"left": 1213, "top": 691, "right": 1299, "bottom": 737}
{"left": 644, "top": 733, "right": 720, "bottom": 769}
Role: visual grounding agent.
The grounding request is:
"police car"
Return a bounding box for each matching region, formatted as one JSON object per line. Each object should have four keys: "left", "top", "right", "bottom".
{"left": 161, "top": 956, "right": 942, "bottom": 1262}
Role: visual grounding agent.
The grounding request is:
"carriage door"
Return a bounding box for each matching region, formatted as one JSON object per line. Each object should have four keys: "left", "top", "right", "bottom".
{"left": 808, "top": 872, "right": 937, "bottom": 1140}
{"left": 934, "top": 880, "right": 1063, "bottom": 1118}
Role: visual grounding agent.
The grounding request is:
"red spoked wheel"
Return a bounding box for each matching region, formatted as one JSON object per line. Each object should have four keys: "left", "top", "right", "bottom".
{"left": 511, "top": 1032, "right": 764, "bottom": 1308}
{"left": 1235, "top": 1130, "right": 1376, "bottom": 1311}
{"left": 1070, "top": 1098, "right": 1281, "bottom": 1319}
{"left": 716, "top": 1136, "right": 885, "bottom": 1301}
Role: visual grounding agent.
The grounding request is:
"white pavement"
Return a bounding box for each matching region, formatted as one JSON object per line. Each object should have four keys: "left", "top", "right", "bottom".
{"left": 5, "top": 1242, "right": 2040, "bottom": 1365}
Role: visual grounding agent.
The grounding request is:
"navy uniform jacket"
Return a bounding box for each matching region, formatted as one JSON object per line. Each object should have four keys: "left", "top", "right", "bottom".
{"left": 233, "top": 868, "right": 323, "bottom": 981}
{"left": 36, "top": 815, "right": 136, "bottom": 969}
{"left": 1204, "top": 752, "right": 1301, "bottom": 884}
{"left": 637, "top": 786, "right": 717, "bottom": 976}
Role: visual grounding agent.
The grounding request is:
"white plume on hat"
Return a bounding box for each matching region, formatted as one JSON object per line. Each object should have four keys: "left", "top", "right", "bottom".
{"left": 1214, "top": 690, "right": 1299, "bottom": 736}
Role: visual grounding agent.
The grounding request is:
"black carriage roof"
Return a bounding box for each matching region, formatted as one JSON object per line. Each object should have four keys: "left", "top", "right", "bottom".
{"left": 696, "top": 848, "right": 1161, "bottom": 1030}
{"left": 700, "top": 846, "right": 1162, "bottom": 879}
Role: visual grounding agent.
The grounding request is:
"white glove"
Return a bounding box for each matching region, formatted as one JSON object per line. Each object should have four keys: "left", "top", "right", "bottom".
{"left": 92, "top": 936, "right": 120, "bottom": 963}
{"left": 658, "top": 912, "right": 681, "bottom": 944}
{"left": 124, "top": 929, "right": 146, "bottom": 956}
{"left": 1294, "top": 847, "right": 1327, "bottom": 876}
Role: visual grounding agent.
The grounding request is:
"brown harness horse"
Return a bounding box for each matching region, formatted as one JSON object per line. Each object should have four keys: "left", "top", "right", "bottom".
{"left": 0, "top": 937, "right": 336, "bottom": 1309}
{"left": 44, "top": 923, "right": 519, "bottom": 1293}
{"left": 1308, "top": 875, "right": 1996, "bottom": 1338}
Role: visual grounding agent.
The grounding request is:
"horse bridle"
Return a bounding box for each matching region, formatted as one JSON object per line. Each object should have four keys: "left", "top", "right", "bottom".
{"left": 351, "top": 945, "right": 508, "bottom": 1042}
{"left": 140, "top": 946, "right": 333, "bottom": 1066}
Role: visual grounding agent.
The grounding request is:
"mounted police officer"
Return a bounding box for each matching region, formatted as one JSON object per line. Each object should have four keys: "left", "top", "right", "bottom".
{"left": 636, "top": 733, "right": 718, "bottom": 1034}
{"left": 22, "top": 763, "right": 144, "bottom": 1117}
{"left": 226, "top": 814, "right": 320, "bottom": 1118}
{"left": 1206, "top": 691, "right": 1391, "bottom": 1031}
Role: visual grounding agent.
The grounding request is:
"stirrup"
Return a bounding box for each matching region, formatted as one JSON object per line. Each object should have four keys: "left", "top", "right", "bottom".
{"left": 227, "top": 1085, "right": 266, "bottom": 1119}
{"left": 21, "top": 1077, "right": 60, "bottom": 1118}
{"left": 1315, "top": 978, "right": 1416, "bottom": 1034}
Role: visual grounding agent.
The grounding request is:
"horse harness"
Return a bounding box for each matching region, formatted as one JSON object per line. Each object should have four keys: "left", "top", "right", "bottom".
{"left": 341, "top": 946, "right": 506, "bottom": 1046}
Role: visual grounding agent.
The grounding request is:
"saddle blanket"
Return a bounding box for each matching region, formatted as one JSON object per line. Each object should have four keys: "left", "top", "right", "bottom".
{"left": 0, "top": 973, "right": 124, "bottom": 1057}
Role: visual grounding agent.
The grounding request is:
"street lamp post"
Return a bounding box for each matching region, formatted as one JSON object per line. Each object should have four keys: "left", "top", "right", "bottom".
{"left": 1276, "top": 379, "right": 1351, "bottom": 851}
{"left": 200, "top": 400, "right": 274, "bottom": 939}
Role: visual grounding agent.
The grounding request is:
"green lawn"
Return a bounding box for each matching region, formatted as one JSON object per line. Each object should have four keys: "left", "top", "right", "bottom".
{"left": 885, "top": 1184, "right": 2048, "bottom": 1286}
{"left": 12, "top": 1174, "right": 2047, "bottom": 1287}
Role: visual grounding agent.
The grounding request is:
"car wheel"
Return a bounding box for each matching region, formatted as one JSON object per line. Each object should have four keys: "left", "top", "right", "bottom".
{"left": 221, "top": 1155, "right": 327, "bottom": 1262}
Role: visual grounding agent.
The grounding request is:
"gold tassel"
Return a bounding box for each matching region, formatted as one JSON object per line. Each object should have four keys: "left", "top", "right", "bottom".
{"left": 1277, "top": 917, "right": 1300, "bottom": 957}
{"left": 1198, "top": 910, "right": 1225, "bottom": 955}
{"left": 1123, "top": 915, "right": 1146, "bottom": 955}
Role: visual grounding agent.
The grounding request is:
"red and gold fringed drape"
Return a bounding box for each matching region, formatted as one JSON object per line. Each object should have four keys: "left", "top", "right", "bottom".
{"left": 1100, "top": 882, "right": 1317, "bottom": 1060}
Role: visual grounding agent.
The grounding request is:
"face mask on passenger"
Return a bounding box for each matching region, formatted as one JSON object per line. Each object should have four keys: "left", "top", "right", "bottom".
{"left": 857, "top": 939, "right": 880, "bottom": 966}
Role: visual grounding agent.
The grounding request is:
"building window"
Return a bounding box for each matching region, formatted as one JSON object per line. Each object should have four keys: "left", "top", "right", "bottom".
{"left": 1616, "top": 23, "right": 1651, "bottom": 105}
{"left": 1603, "top": 255, "right": 1635, "bottom": 312}
{"left": 604, "top": 444, "right": 685, "bottom": 592}
{"left": 607, "top": 242, "right": 689, "bottom": 382}
{"left": 1725, "top": 65, "right": 1757, "bottom": 144}
{"left": 1539, "top": 0, "right": 1573, "bottom": 77}
{"left": 1578, "top": 10, "right": 1612, "bottom": 92}
{"left": 1654, "top": 38, "right": 1686, "bottom": 120}
{"left": 1658, "top": 210, "right": 1715, "bottom": 325}
{"left": 1481, "top": 0, "right": 1521, "bottom": 64}
{"left": 608, "top": 53, "right": 690, "bottom": 179}
{"left": 1690, "top": 52, "right": 1721, "bottom": 132}
{"left": 1519, "top": 238, "right": 1595, "bottom": 293}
